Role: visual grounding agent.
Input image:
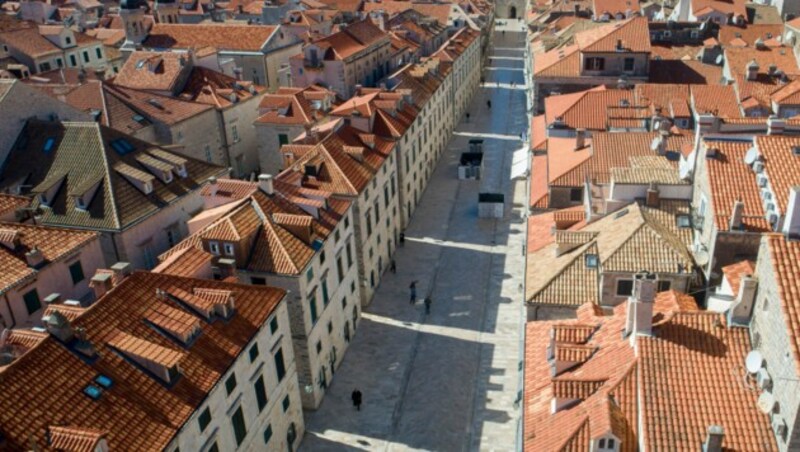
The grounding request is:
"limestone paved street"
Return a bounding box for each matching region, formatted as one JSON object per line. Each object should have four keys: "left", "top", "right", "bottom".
{"left": 301, "top": 24, "right": 530, "bottom": 452}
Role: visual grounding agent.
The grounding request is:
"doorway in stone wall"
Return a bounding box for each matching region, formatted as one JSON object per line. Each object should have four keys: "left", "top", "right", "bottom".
{"left": 510, "top": 5, "right": 517, "bottom": 18}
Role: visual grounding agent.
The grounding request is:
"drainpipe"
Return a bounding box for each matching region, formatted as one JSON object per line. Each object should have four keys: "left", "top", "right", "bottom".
{"left": 2, "top": 293, "right": 16, "bottom": 329}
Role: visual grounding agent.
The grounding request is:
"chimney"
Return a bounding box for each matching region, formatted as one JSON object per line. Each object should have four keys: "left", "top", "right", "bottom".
{"left": 259, "top": 174, "right": 274, "bottom": 195}
{"left": 728, "top": 275, "right": 758, "bottom": 325}
{"left": 746, "top": 60, "right": 759, "bottom": 81}
{"left": 625, "top": 273, "right": 656, "bottom": 343}
{"left": 215, "top": 257, "right": 238, "bottom": 281}
{"left": 768, "top": 64, "right": 778, "bottom": 76}
{"left": 89, "top": 272, "right": 113, "bottom": 299}
{"left": 768, "top": 116, "right": 786, "bottom": 135}
{"left": 782, "top": 186, "right": 800, "bottom": 238}
{"left": 729, "top": 199, "right": 744, "bottom": 230}
{"left": 25, "top": 247, "right": 45, "bottom": 268}
{"left": 43, "top": 293, "right": 61, "bottom": 305}
{"left": 574, "top": 129, "right": 586, "bottom": 150}
{"left": 43, "top": 310, "right": 74, "bottom": 342}
{"left": 208, "top": 176, "right": 218, "bottom": 196}
{"left": 645, "top": 183, "right": 660, "bottom": 208}
{"left": 110, "top": 262, "right": 131, "bottom": 280}
{"left": 703, "top": 425, "right": 724, "bottom": 452}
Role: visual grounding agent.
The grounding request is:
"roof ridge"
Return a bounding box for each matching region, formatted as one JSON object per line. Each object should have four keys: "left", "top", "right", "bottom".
{"left": 94, "top": 123, "right": 123, "bottom": 230}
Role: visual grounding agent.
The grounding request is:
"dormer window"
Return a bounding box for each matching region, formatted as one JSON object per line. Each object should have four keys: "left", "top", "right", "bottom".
{"left": 209, "top": 241, "right": 220, "bottom": 255}
{"left": 223, "top": 243, "right": 235, "bottom": 256}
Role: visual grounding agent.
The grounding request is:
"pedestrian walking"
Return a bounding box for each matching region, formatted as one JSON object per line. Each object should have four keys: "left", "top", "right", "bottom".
{"left": 390, "top": 259, "right": 397, "bottom": 274}
{"left": 399, "top": 232, "right": 405, "bottom": 246}
{"left": 351, "top": 389, "right": 362, "bottom": 411}
{"left": 466, "top": 112, "right": 470, "bottom": 122}
{"left": 409, "top": 281, "right": 417, "bottom": 304}
{"left": 487, "top": 99, "right": 492, "bottom": 109}
{"left": 424, "top": 297, "right": 432, "bottom": 314}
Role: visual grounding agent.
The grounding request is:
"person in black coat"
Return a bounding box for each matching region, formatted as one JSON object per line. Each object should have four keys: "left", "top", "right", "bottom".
{"left": 351, "top": 389, "right": 362, "bottom": 411}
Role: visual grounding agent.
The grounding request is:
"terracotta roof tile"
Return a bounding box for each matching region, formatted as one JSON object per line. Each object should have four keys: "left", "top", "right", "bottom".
{"left": 691, "top": 85, "right": 743, "bottom": 118}
{"left": 114, "top": 51, "right": 189, "bottom": 93}
{"left": 639, "top": 313, "right": 775, "bottom": 450}
{"left": 0, "top": 222, "right": 98, "bottom": 294}
{"left": 0, "top": 194, "right": 29, "bottom": 218}
{"left": 0, "top": 272, "right": 285, "bottom": 450}
{"left": 575, "top": 17, "right": 650, "bottom": 53}
{"left": 143, "top": 23, "right": 276, "bottom": 52}
{"left": 525, "top": 299, "right": 773, "bottom": 451}
{"left": 719, "top": 24, "right": 783, "bottom": 47}
{"left": 702, "top": 139, "right": 771, "bottom": 232}
{"left": 754, "top": 135, "right": 800, "bottom": 213}
{"left": 765, "top": 235, "right": 800, "bottom": 373}
{"left": 48, "top": 426, "right": 106, "bottom": 452}
{"left": 721, "top": 260, "right": 756, "bottom": 295}
{"left": 1, "top": 121, "right": 226, "bottom": 232}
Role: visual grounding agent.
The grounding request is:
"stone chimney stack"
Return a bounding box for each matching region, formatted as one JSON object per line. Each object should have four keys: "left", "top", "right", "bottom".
{"left": 781, "top": 186, "right": 800, "bottom": 239}
{"left": 746, "top": 59, "right": 759, "bottom": 81}
{"left": 625, "top": 272, "right": 656, "bottom": 345}
{"left": 703, "top": 425, "right": 724, "bottom": 452}
{"left": 729, "top": 199, "right": 744, "bottom": 230}
{"left": 646, "top": 183, "right": 660, "bottom": 208}
{"left": 574, "top": 129, "right": 586, "bottom": 150}
{"left": 25, "top": 247, "right": 45, "bottom": 268}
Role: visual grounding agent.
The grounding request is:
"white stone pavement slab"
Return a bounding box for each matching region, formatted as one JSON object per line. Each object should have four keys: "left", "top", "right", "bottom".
{"left": 300, "top": 27, "right": 530, "bottom": 452}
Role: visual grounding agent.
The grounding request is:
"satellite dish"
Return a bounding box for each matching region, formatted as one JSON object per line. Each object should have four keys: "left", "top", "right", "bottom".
{"left": 757, "top": 392, "right": 776, "bottom": 414}
{"left": 746, "top": 350, "right": 764, "bottom": 373}
{"left": 694, "top": 249, "right": 709, "bottom": 266}
{"left": 679, "top": 164, "right": 691, "bottom": 180}
{"left": 744, "top": 147, "right": 760, "bottom": 165}
{"left": 715, "top": 54, "right": 724, "bottom": 65}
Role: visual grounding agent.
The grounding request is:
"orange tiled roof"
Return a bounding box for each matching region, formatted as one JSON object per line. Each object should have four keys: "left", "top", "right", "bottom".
{"left": 691, "top": 85, "right": 743, "bottom": 118}
{"left": 525, "top": 300, "right": 774, "bottom": 451}
{"left": 725, "top": 46, "right": 800, "bottom": 109}
{"left": 721, "top": 260, "right": 755, "bottom": 295}
{"left": 575, "top": 16, "right": 650, "bottom": 53}
{"left": 702, "top": 140, "right": 770, "bottom": 232}
{"left": 719, "top": 24, "right": 782, "bottom": 47}
{"left": 165, "top": 181, "right": 349, "bottom": 276}
{"left": 533, "top": 45, "right": 580, "bottom": 78}
{"left": 143, "top": 23, "right": 276, "bottom": 52}
{"left": 754, "top": 135, "right": 800, "bottom": 213}
{"left": 0, "top": 222, "right": 97, "bottom": 295}
{"left": 552, "top": 131, "right": 689, "bottom": 186}
{"left": 691, "top": 0, "right": 746, "bottom": 20}
{"left": 544, "top": 87, "right": 633, "bottom": 130}
{"left": 0, "top": 272, "right": 285, "bottom": 450}
{"left": 592, "top": 0, "right": 639, "bottom": 16}
{"left": 639, "top": 313, "right": 775, "bottom": 450}
{"left": 114, "top": 51, "right": 189, "bottom": 93}
{"left": 765, "top": 235, "right": 800, "bottom": 373}
{"left": 0, "top": 193, "right": 29, "bottom": 218}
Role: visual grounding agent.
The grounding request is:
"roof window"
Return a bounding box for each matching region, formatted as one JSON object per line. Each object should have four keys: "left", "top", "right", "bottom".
{"left": 585, "top": 254, "right": 599, "bottom": 268}
{"left": 95, "top": 374, "right": 113, "bottom": 389}
{"left": 614, "top": 208, "right": 629, "bottom": 219}
{"left": 83, "top": 384, "right": 103, "bottom": 400}
{"left": 43, "top": 137, "right": 56, "bottom": 153}
{"left": 677, "top": 214, "right": 691, "bottom": 228}
{"left": 111, "top": 138, "right": 135, "bottom": 155}
{"left": 792, "top": 146, "right": 800, "bottom": 156}
{"left": 133, "top": 114, "right": 147, "bottom": 124}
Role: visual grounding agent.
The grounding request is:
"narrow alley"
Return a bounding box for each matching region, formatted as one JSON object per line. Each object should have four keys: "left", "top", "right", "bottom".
{"left": 301, "top": 23, "right": 531, "bottom": 452}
